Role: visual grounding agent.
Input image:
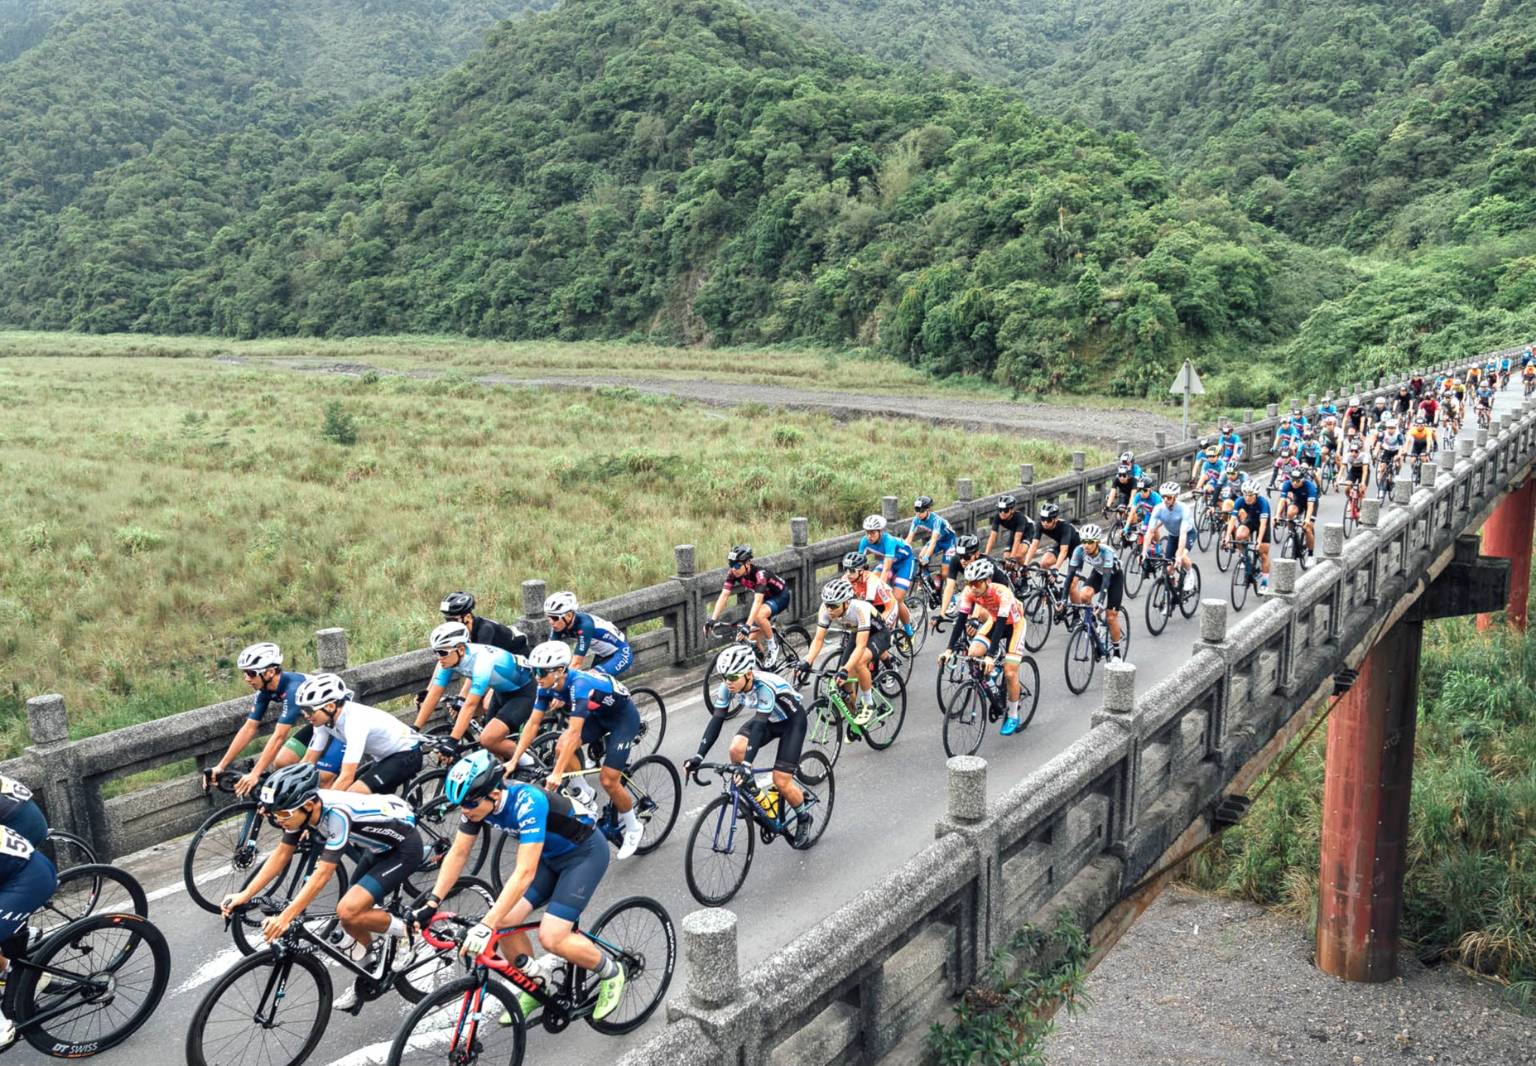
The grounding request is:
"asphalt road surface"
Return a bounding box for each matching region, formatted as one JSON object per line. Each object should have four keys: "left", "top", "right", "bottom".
{"left": 86, "top": 390, "right": 1500, "bottom": 1066}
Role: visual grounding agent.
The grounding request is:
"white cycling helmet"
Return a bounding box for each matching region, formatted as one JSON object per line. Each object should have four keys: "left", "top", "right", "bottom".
{"left": 862, "top": 514, "right": 887, "bottom": 533}
{"left": 238, "top": 642, "right": 283, "bottom": 672}
{"left": 715, "top": 644, "right": 758, "bottom": 677}
{"left": 1118, "top": 451, "right": 1134, "bottom": 464}
{"left": 1079, "top": 524, "right": 1105, "bottom": 542}
{"left": 543, "top": 590, "right": 578, "bottom": 616}
{"left": 1160, "top": 481, "right": 1181, "bottom": 498}
{"left": 962, "top": 558, "right": 995, "bottom": 582}
{"left": 429, "top": 621, "right": 470, "bottom": 653}
{"left": 295, "top": 673, "right": 352, "bottom": 709}
{"left": 821, "top": 577, "right": 855, "bottom": 605}
{"left": 1241, "top": 479, "right": 1262, "bottom": 494}
{"left": 528, "top": 641, "right": 573, "bottom": 670}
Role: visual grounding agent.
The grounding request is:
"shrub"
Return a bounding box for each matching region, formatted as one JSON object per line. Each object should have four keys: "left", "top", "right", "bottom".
{"left": 322, "top": 401, "right": 358, "bottom": 445}
{"left": 114, "top": 526, "right": 164, "bottom": 555}
{"left": 771, "top": 425, "right": 805, "bottom": 448}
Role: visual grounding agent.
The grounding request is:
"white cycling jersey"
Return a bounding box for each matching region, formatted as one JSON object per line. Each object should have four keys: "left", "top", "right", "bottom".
{"left": 306, "top": 700, "right": 421, "bottom": 768}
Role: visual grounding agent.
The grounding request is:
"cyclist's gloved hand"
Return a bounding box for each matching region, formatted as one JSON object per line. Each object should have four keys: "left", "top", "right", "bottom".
{"left": 682, "top": 756, "right": 702, "bottom": 779}
{"left": 793, "top": 663, "right": 811, "bottom": 685}
{"left": 409, "top": 897, "right": 439, "bottom": 931}
{"left": 462, "top": 922, "right": 493, "bottom": 958}
{"left": 202, "top": 767, "right": 217, "bottom": 793}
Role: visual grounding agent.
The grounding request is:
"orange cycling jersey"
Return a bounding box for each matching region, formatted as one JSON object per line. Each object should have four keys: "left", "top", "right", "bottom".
{"left": 847, "top": 571, "right": 894, "bottom": 608}
{"left": 1408, "top": 427, "right": 1433, "bottom": 446}
{"left": 957, "top": 581, "right": 1023, "bottom": 626}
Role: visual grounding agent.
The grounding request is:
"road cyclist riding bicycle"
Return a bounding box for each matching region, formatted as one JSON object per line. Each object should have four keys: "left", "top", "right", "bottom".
{"left": 1024, "top": 502, "right": 1080, "bottom": 571}
{"left": 705, "top": 545, "right": 792, "bottom": 666}
{"left": 296, "top": 673, "right": 425, "bottom": 794}
{"left": 1063, "top": 525, "right": 1126, "bottom": 654}
{"left": 440, "top": 591, "right": 529, "bottom": 656}
{"left": 683, "top": 644, "right": 814, "bottom": 847}
{"left": 1276, "top": 464, "right": 1319, "bottom": 556}
{"left": 545, "top": 592, "right": 634, "bottom": 676}
{"left": 1106, "top": 463, "right": 1138, "bottom": 511}
{"left": 417, "top": 749, "right": 626, "bottom": 1025}
{"left": 1143, "top": 482, "right": 1197, "bottom": 585}
{"left": 856, "top": 515, "right": 917, "bottom": 644}
{"left": 1123, "top": 477, "right": 1162, "bottom": 539}
{"left": 509, "top": 641, "right": 646, "bottom": 859}
{"left": 1225, "top": 481, "right": 1273, "bottom": 592}
{"left": 938, "top": 534, "right": 984, "bottom": 619}
{"left": 984, "top": 495, "right": 1034, "bottom": 563}
{"left": 798, "top": 578, "right": 890, "bottom": 727}
{"left": 220, "top": 761, "right": 424, "bottom": 1012}
{"left": 907, "top": 495, "right": 958, "bottom": 568}
{"left": 204, "top": 642, "right": 323, "bottom": 798}
{"left": 415, "top": 621, "right": 540, "bottom": 761}
{"left": 938, "top": 558, "right": 1032, "bottom": 736}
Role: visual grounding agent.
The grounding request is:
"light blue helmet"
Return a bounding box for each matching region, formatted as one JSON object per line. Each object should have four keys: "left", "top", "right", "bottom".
{"left": 443, "top": 750, "right": 502, "bottom": 807}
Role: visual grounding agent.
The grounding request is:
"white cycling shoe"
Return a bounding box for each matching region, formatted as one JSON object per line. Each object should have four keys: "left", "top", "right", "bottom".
{"left": 617, "top": 822, "right": 644, "bottom": 860}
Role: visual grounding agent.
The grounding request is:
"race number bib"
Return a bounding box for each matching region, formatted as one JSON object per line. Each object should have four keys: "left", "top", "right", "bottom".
{"left": 0, "top": 776, "right": 32, "bottom": 803}
{"left": 0, "top": 826, "right": 34, "bottom": 861}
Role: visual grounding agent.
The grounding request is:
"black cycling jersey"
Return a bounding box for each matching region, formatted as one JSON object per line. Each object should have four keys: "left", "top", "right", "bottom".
{"left": 470, "top": 616, "right": 528, "bottom": 657}
{"left": 990, "top": 511, "right": 1034, "bottom": 547}
{"left": 1034, "top": 519, "right": 1082, "bottom": 555}
{"left": 946, "top": 553, "right": 980, "bottom": 581}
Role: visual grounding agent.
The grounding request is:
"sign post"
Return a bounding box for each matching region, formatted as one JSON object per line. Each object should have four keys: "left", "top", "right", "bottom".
{"left": 1168, "top": 360, "right": 1205, "bottom": 440}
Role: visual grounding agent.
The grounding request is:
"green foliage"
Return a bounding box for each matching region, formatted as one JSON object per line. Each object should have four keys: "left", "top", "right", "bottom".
{"left": 321, "top": 401, "right": 359, "bottom": 446}
{"left": 927, "top": 916, "right": 1091, "bottom": 1066}
{"left": 1190, "top": 611, "right": 1536, "bottom": 1004}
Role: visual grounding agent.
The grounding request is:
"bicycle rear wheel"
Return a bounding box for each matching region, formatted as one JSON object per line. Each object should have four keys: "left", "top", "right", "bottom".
{"left": 1064, "top": 626, "right": 1096, "bottom": 695}
{"left": 587, "top": 896, "right": 678, "bottom": 1035}
{"left": 394, "top": 876, "right": 498, "bottom": 1003}
{"left": 1022, "top": 589, "right": 1053, "bottom": 651}
{"left": 625, "top": 755, "right": 681, "bottom": 854}
{"left": 183, "top": 801, "right": 266, "bottom": 915}
{"left": 35, "top": 863, "right": 148, "bottom": 937}
{"left": 43, "top": 829, "right": 96, "bottom": 873}
{"left": 941, "top": 681, "right": 988, "bottom": 757}
{"left": 21, "top": 912, "right": 170, "bottom": 1058}
{"left": 628, "top": 686, "right": 668, "bottom": 756}
{"left": 386, "top": 974, "right": 527, "bottom": 1066}
{"left": 863, "top": 671, "right": 907, "bottom": 750}
{"left": 935, "top": 656, "right": 968, "bottom": 716}
{"left": 685, "top": 795, "right": 754, "bottom": 907}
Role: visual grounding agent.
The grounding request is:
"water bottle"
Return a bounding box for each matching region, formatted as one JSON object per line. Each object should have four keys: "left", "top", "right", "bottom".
{"left": 513, "top": 954, "right": 548, "bottom": 996}
{"left": 757, "top": 787, "right": 780, "bottom": 821}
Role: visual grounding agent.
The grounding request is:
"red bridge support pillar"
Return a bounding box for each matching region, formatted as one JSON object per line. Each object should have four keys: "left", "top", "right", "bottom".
{"left": 1315, "top": 617, "right": 1422, "bottom": 982}
{"left": 1477, "top": 475, "right": 1534, "bottom": 631}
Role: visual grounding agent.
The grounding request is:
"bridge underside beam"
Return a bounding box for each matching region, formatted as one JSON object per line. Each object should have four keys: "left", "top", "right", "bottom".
{"left": 1478, "top": 474, "right": 1534, "bottom": 630}
{"left": 1315, "top": 616, "right": 1422, "bottom": 982}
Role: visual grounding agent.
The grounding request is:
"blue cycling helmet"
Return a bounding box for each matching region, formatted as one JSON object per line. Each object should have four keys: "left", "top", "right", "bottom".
{"left": 444, "top": 750, "right": 503, "bottom": 807}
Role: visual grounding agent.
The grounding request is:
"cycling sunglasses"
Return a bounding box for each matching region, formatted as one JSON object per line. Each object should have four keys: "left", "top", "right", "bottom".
{"left": 433, "top": 648, "right": 457, "bottom": 659}
{"left": 721, "top": 671, "right": 750, "bottom": 683}
{"left": 242, "top": 669, "right": 263, "bottom": 679}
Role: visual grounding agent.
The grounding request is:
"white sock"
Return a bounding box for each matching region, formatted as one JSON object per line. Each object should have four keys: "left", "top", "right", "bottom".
{"left": 388, "top": 916, "right": 406, "bottom": 938}
{"left": 621, "top": 807, "right": 640, "bottom": 829}
{"left": 516, "top": 752, "right": 536, "bottom": 768}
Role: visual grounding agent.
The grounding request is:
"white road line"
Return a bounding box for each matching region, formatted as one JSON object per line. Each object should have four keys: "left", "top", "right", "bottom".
{"left": 146, "top": 861, "right": 232, "bottom": 903}
{"left": 172, "top": 947, "right": 244, "bottom": 996}
{"left": 682, "top": 804, "right": 709, "bottom": 821}
{"left": 324, "top": 1022, "right": 456, "bottom": 1066}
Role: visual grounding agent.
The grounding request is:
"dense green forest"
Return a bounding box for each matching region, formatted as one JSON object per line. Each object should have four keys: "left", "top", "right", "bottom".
{"left": 2, "top": 0, "right": 1534, "bottom": 393}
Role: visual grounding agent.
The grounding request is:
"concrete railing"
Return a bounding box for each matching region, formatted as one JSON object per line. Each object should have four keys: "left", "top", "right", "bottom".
{"left": 612, "top": 353, "right": 1536, "bottom": 1066}
{"left": 11, "top": 350, "right": 1523, "bottom": 862}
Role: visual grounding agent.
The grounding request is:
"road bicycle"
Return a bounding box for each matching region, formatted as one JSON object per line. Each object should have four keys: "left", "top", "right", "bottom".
{"left": 1062, "top": 595, "right": 1130, "bottom": 695}
{"left": 1341, "top": 480, "right": 1364, "bottom": 538}
{"left": 701, "top": 618, "right": 812, "bottom": 714}
{"left": 387, "top": 898, "right": 675, "bottom": 1065}
{"left": 682, "top": 755, "right": 834, "bottom": 906}
{"left": 1229, "top": 539, "right": 1264, "bottom": 610}
{"left": 186, "top": 876, "right": 497, "bottom": 1066}
{"left": 802, "top": 664, "right": 907, "bottom": 768}
{"left": 1144, "top": 555, "right": 1202, "bottom": 636}
{"left": 1103, "top": 505, "right": 1131, "bottom": 551}
{"left": 1409, "top": 450, "right": 1429, "bottom": 488}
{"left": 1275, "top": 515, "right": 1311, "bottom": 571}
{"left": 1319, "top": 456, "right": 1337, "bottom": 494}
{"left": 1376, "top": 457, "right": 1398, "bottom": 501}
{"left": 940, "top": 650, "right": 1041, "bottom": 757}
{"left": 1019, "top": 565, "right": 1068, "bottom": 651}
{"left": 0, "top": 909, "right": 169, "bottom": 1058}
{"left": 901, "top": 560, "right": 947, "bottom": 652}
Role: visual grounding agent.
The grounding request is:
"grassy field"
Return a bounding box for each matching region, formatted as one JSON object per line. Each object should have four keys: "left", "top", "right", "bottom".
{"left": 0, "top": 353, "right": 1102, "bottom": 756}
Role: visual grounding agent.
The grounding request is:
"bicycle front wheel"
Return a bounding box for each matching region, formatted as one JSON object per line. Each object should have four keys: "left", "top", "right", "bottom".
{"left": 19, "top": 911, "right": 169, "bottom": 1058}
{"left": 184, "top": 802, "right": 266, "bottom": 915}
{"left": 805, "top": 696, "right": 844, "bottom": 768}
{"left": 1231, "top": 553, "right": 1251, "bottom": 611}
{"left": 935, "top": 656, "right": 968, "bottom": 717}
{"left": 1123, "top": 554, "right": 1147, "bottom": 599}
{"left": 625, "top": 755, "right": 682, "bottom": 854}
{"left": 1196, "top": 514, "right": 1213, "bottom": 552}
{"left": 387, "top": 975, "right": 527, "bottom": 1066}
{"left": 864, "top": 671, "right": 907, "bottom": 750}
{"left": 587, "top": 896, "right": 678, "bottom": 1035}
{"left": 1145, "top": 578, "right": 1171, "bottom": 636}
{"left": 907, "top": 590, "right": 931, "bottom": 653}
{"left": 187, "top": 946, "right": 330, "bottom": 1066}
{"left": 1022, "top": 589, "right": 1053, "bottom": 651}
{"left": 685, "top": 795, "right": 754, "bottom": 906}
{"left": 941, "top": 681, "right": 988, "bottom": 757}
{"left": 1215, "top": 536, "right": 1235, "bottom": 573}
{"left": 1064, "top": 626, "right": 1096, "bottom": 695}
{"left": 1014, "top": 655, "right": 1042, "bottom": 730}
{"left": 1179, "top": 565, "right": 1203, "bottom": 618}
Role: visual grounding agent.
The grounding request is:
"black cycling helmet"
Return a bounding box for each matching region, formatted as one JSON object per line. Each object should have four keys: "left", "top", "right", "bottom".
{"left": 258, "top": 762, "right": 320, "bottom": 812}
{"left": 1039, "top": 502, "right": 1061, "bottom": 521}
{"left": 842, "top": 551, "right": 870, "bottom": 572}
{"left": 726, "top": 544, "right": 753, "bottom": 566}
{"left": 439, "top": 591, "right": 475, "bottom": 617}
{"left": 1136, "top": 475, "right": 1154, "bottom": 490}
{"left": 913, "top": 495, "right": 934, "bottom": 512}
{"left": 956, "top": 533, "right": 980, "bottom": 555}
{"left": 996, "top": 494, "right": 1017, "bottom": 512}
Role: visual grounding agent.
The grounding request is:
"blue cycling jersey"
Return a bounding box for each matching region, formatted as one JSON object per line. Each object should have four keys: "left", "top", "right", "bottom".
{"left": 1148, "top": 502, "right": 1190, "bottom": 538}
{"left": 711, "top": 670, "right": 799, "bottom": 724}
{"left": 1298, "top": 441, "right": 1323, "bottom": 464}
{"left": 1198, "top": 459, "right": 1224, "bottom": 480}
{"left": 467, "top": 783, "right": 596, "bottom": 858}
{"left": 431, "top": 643, "right": 534, "bottom": 697}
{"left": 564, "top": 612, "right": 627, "bottom": 660}
{"left": 0, "top": 826, "right": 35, "bottom": 883}
{"left": 1218, "top": 432, "right": 1244, "bottom": 460}
{"left": 1280, "top": 478, "right": 1319, "bottom": 505}
{"left": 533, "top": 667, "right": 634, "bottom": 726}
{"left": 859, "top": 531, "right": 914, "bottom": 570}
{"left": 910, "top": 512, "right": 956, "bottom": 551}
{"left": 1127, "top": 489, "right": 1162, "bottom": 515}
{"left": 1237, "top": 495, "right": 1272, "bottom": 523}
{"left": 250, "top": 671, "right": 307, "bottom": 726}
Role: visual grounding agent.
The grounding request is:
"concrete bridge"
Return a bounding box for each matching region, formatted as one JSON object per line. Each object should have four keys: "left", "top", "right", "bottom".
{"left": 9, "top": 350, "right": 1532, "bottom": 1065}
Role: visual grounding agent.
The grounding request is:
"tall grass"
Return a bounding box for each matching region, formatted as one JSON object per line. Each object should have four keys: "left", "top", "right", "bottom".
{"left": 1189, "top": 609, "right": 1536, "bottom": 1005}
{"left": 0, "top": 355, "right": 1100, "bottom": 753}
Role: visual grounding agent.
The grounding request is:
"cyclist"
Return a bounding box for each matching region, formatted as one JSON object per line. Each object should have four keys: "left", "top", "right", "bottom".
{"left": 1226, "top": 481, "right": 1273, "bottom": 592}
{"left": 841, "top": 552, "right": 902, "bottom": 629}
{"left": 1376, "top": 419, "right": 1406, "bottom": 493}
{"left": 705, "top": 545, "right": 791, "bottom": 666}
{"left": 1342, "top": 395, "right": 1367, "bottom": 436}
{"left": 984, "top": 495, "right": 1034, "bottom": 563}
{"left": 439, "top": 591, "right": 528, "bottom": 657}
{"left": 296, "top": 674, "right": 425, "bottom": 794}
{"left": 907, "top": 495, "right": 958, "bottom": 567}
{"left": 0, "top": 777, "right": 45, "bottom": 851}
{"left": 417, "top": 751, "right": 624, "bottom": 1024}
{"left": 1408, "top": 373, "right": 1425, "bottom": 400}
{"left": 938, "top": 534, "right": 984, "bottom": 619}
{"left": 1217, "top": 422, "right": 1245, "bottom": 465}
{"left": 856, "top": 515, "right": 916, "bottom": 642}
{"left": 683, "top": 645, "right": 813, "bottom": 846}
{"left": 1192, "top": 444, "right": 1225, "bottom": 498}
{"left": 1143, "top": 482, "right": 1196, "bottom": 584}
{"left": 1341, "top": 440, "right": 1371, "bottom": 498}
{"left": 1106, "top": 463, "right": 1138, "bottom": 511}
{"left": 1500, "top": 352, "right": 1512, "bottom": 388}
{"left": 1272, "top": 408, "right": 1308, "bottom": 452}
{"left": 797, "top": 578, "right": 889, "bottom": 727}
{"left": 415, "top": 622, "right": 538, "bottom": 760}
{"left": 517, "top": 641, "right": 645, "bottom": 859}
{"left": 221, "top": 762, "right": 423, "bottom": 1012}
{"left": 1407, "top": 415, "right": 1437, "bottom": 476}
{"left": 0, "top": 826, "right": 57, "bottom": 1046}
{"left": 1371, "top": 395, "right": 1391, "bottom": 427}
{"left": 1062, "top": 524, "right": 1125, "bottom": 656}
{"left": 1475, "top": 378, "right": 1495, "bottom": 424}
{"left": 938, "top": 558, "right": 1031, "bottom": 735}
{"left": 206, "top": 642, "right": 315, "bottom": 798}
{"left": 1277, "top": 464, "right": 1319, "bottom": 556}
{"left": 1417, "top": 390, "right": 1439, "bottom": 429}
{"left": 1524, "top": 361, "right": 1536, "bottom": 396}
{"left": 545, "top": 592, "right": 633, "bottom": 676}
{"left": 1124, "top": 476, "right": 1163, "bottom": 539}
{"left": 1296, "top": 428, "right": 1324, "bottom": 474}
{"left": 1024, "top": 502, "right": 1080, "bottom": 571}
{"left": 1218, "top": 464, "right": 1247, "bottom": 515}
{"left": 1392, "top": 385, "right": 1414, "bottom": 419}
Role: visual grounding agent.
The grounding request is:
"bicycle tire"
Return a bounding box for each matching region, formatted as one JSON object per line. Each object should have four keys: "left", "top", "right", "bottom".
{"left": 43, "top": 829, "right": 96, "bottom": 873}
{"left": 19, "top": 911, "right": 170, "bottom": 1058}
{"left": 805, "top": 696, "right": 844, "bottom": 769}
{"left": 1145, "top": 578, "right": 1170, "bottom": 636}
{"left": 863, "top": 671, "right": 907, "bottom": 750}
{"left": 385, "top": 973, "right": 527, "bottom": 1066}
{"left": 36, "top": 863, "right": 148, "bottom": 937}
{"left": 1022, "top": 589, "right": 1053, "bottom": 652}
{"left": 941, "top": 681, "right": 988, "bottom": 757}
{"left": 626, "top": 754, "right": 681, "bottom": 855}
{"left": 1014, "top": 654, "right": 1042, "bottom": 729}
{"left": 1064, "top": 626, "right": 1095, "bottom": 695}
{"left": 628, "top": 686, "right": 668, "bottom": 757}
{"left": 187, "top": 945, "right": 330, "bottom": 1066}
{"left": 788, "top": 751, "right": 834, "bottom": 850}
{"left": 1215, "top": 536, "right": 1235, "bottom": 573}
{"left": 778, "top": 624, "right": 812, "bottom": 669}
{"left": 685, "top": 795, "right": 754, "bottom": 907}
{"left": 907, "top": 591, "right": 931, "bottom": 653}
{"left": 1179, "top": 565, "right": 1203, "bottom": 619}
{"left": 394, "top": 876, "right": 498, "bottom": 1004}
{"left": 935, "top": 656, "right": 968, "bottom": 717}
{"left": 1123, "top": 553, "right": 1147, "bottom": 599}
{"left": 1196, "top": 514, "right": 1213, "bottom": 552}
{"left": 1231, "top": 552, "right": 1251, "bottom": 611}
{"left": 184, "top": 801, "right": 266, "bottom": 915}
{"left": 229, "top": 851, "right": 349, "bottom": 956}
{"left": 586, "top": 895, "right": 678, "bottom": 1035}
